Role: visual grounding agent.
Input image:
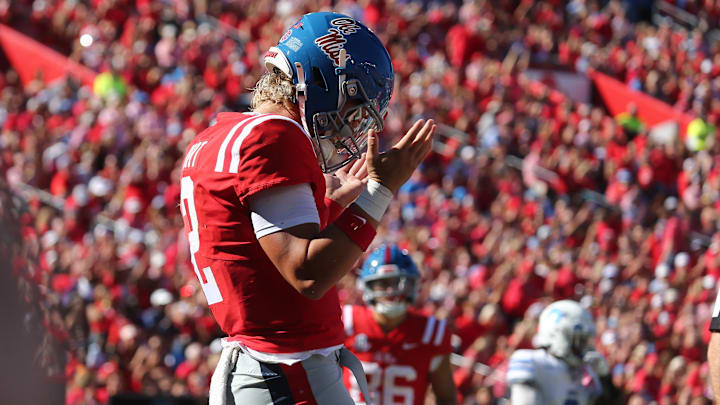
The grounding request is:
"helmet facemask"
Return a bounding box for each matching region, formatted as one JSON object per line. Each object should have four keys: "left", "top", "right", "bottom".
{"left": 269, "top": 53, "right": 385, "bottom": 173}
{"left": 362, "top": 272, "right": 418, "bottom": 318}
{"left": 311, "top": 78, "right": 385, "bottom": 173}
{"left": 569, "top": 328, "right": 594, "bottom": 359}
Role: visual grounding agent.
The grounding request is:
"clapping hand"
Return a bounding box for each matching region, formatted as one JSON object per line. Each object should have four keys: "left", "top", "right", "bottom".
{"left": 366, "top": 119, "right": 436, "bottom": 194}
{"left": 324, "top": 153, "right": 369, "bottom": 208}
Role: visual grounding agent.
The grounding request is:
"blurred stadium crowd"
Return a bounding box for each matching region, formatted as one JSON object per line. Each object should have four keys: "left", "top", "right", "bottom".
{"left": 2, "top": 0, "right": 720, "bottom": 404}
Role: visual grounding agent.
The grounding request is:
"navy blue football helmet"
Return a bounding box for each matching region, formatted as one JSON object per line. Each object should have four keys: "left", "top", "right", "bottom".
{"left": 264, "top": 12, "right": 394, "bottom": 172}
{"left": 359, "top": 245, "right": 420, "bottom": 316}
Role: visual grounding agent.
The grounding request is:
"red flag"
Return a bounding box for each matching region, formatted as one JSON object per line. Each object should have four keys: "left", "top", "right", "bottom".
{"left": 0, "top": 24, "right": 96, "bottom": 87}
{"left": 589, "top": 69, "right": 694, "bottom": 138}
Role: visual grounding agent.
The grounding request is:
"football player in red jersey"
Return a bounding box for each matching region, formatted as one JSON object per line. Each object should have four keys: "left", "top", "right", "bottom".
{"left": 343, "top": 245, "right": 458, "bottom": 405}
{"left": 179, "top": 12, "right": 436, "bottom": 405}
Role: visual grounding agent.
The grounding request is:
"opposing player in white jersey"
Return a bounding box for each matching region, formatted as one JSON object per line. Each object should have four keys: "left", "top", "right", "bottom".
{"left": 506, "top": 300, "right": 621, "bottom": 405}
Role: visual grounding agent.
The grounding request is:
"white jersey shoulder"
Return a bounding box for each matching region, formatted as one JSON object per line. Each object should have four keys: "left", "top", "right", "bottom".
{"left": 507, "top": 349, "right": 601, "bottom": 405}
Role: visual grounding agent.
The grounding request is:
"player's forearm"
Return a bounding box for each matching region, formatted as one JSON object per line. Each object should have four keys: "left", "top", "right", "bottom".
{"left": 709, "top": 333, "right": 720, "bottom": 402}
{"left": 300, "top": 233, "right": 374, "bottom": 298}
{"left": 298, "top": 206, "right": 380, "bottom": 298}
{"left": 264, "top": 205, "right": 380, "bottom": 300}
{"left": 430, "top": 356, "right": 459, "bottom": 405}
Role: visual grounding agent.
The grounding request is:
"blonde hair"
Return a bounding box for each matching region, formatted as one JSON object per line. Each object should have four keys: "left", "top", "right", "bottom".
{"left": 250, "top": 70, "right": 296, "bottom": 111}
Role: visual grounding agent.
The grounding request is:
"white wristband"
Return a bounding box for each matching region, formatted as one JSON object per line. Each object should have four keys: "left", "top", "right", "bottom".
{"left": 354, "top": 179, "right": 393, "bottom": 221}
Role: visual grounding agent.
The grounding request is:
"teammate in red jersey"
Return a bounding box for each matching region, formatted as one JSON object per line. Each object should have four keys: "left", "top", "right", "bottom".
{"left": 343, "top": 245, "right": 458, "bottom": 405}
{"left": 179, "top": 12, "right": 436, "bottom": 405}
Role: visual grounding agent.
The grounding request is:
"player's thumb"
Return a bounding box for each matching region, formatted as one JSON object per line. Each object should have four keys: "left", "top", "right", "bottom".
{"left": 366, "top": 129, "right": 378, "bottom": 161}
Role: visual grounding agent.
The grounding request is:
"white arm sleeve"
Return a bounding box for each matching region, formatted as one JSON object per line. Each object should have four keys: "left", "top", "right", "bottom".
{"left": 510, "top": 383, "right": 544, "bottom": 405}
{"left": 248, "top": 183, "right": 319, "bottom": 239}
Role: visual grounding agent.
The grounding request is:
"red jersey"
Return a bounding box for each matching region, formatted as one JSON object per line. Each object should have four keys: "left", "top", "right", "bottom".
{"left": 179, "top": 112, "right": 344, "bottom": 353}
{"left": 342, "top": 305, "right": 452, "bottom": 405}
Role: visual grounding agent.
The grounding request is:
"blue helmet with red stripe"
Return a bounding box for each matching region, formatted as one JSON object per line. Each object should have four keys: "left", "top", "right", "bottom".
{"left": 359, "top": 245, "right": 420, "bottom": 316}
{"left": 264, "top": 12, "right": 394, "bottom": 173}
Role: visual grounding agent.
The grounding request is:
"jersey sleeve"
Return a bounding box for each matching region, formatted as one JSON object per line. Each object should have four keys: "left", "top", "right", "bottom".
{"left": 343, "top": 304, "right": 355, "bottom": 338}
{"left": 435, "top": 318, "right": 453, "bottom": 355}
{"left": 420, "top": 316, "right": 452, "bottom": 354}
{"left": 424, "top": 316, "right": 452, "bottom": 372}
{"left": 233, "top": 119, "right": 319, "bottom": 204}
{"left": 710, "top": 286, "right": 720, "bottom": 332}
{"left": 506, "top": 350, "right": 537, "bottom": 385}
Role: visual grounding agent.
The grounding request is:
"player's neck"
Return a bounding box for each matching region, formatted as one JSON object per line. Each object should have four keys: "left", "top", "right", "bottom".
{"left": 372, "top": 310, "right": 408, "bottom": 333}
{"left": 253, "top": 101, "right": 302, "bottom": 123}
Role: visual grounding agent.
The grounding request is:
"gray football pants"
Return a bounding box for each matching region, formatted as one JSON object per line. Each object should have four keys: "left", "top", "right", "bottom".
{"left": 211, "top": 346, "right": 370, "bottom": 405}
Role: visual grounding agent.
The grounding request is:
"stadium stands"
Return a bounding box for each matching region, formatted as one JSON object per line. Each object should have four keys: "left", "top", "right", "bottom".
{"left": 1, "top": 0, "right": 719, "bottom": 403}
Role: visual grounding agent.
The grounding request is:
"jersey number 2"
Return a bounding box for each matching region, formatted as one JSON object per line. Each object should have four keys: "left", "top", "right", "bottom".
{"left": 180, "top": 176, "right": 223, "bottom": 304}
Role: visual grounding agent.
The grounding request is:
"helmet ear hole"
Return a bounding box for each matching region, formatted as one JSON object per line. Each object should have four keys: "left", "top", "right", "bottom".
{"left": 312, "top": 66, "right": 328, "bottom": 91}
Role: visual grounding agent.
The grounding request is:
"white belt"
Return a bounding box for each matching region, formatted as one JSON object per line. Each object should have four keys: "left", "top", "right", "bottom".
{"left": 208, "top": 339, "right": 243, "bottom": 405}
{"left": 339, "top": 346, "right": 373, "bottom": 405}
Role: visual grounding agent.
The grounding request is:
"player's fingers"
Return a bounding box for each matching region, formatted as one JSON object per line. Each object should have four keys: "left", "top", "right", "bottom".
{"left": 335, "top": 170, "right": 348, "bottom": 182}
{"left": 394, "top": 119, "right": 425, "bottom": 149}
{"left": 355, "top": 153, "right": 368, "bottom": 178}
{"left": 421, "top": 123, "right": 437, "bottom": 148}
{"left": 336, "top": 160, "right": 350, "bottom": 175}
{"left": 410, "top": 119, "right": 435, "bottom": 149}
{"left": 414, "top": 125, "right": 435, "bottom": 163}
{"left": 404, "top": 121, "right": 433, "bottom": 160}
{"left": 349, "top": 153, "right": 366, "bottom": 177}
{"left": 366, "top": 129, "right": 379, "bottom": 163}
{"left": 355, "top": 161, "right": 368, "bottom": 180}
{"left": 347, "top": 154, "right": 361, "bottom": 176}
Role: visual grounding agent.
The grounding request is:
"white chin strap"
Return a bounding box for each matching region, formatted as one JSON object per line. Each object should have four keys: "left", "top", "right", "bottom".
{"left": 374, "top": 302, "right": 407, "bottom": 318}
{"left": 293, "top": 62, "right": 312, "bottom": 142}
{"left": 264, "top": 48, "right": 313, "bottom": 141}
{"left": 295, "top": 60, "right": 338, "bottom": 169}
{"left": 336, "top": 49, "right": 347, "bottom": 111}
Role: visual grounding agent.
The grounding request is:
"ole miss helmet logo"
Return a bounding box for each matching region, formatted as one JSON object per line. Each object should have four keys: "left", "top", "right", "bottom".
{"left": 330, "top": 17, "right": 360, "bottom": 35}
{"left": 314, "top": 17, "right": 360, "bottom": 67}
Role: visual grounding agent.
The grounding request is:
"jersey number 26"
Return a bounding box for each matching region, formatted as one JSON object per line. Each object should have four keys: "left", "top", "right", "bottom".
{"left": 351, "top": 362, "right": 417, "bottom": 405}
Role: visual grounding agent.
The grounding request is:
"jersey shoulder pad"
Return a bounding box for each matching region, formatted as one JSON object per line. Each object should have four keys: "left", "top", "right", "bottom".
{"left": 346, "top": 305, "right": 376, "bottom": 336}
{"left": 229, "top": 115, "right": 319, "bottom": 203}
{"left": 412, "top": 311, "right": 451, "bottom": 352}
{"left": 507, "top": 349, "right": 539, "bottom": 385}
{"left": 244, "top": 114, "right": 312, "bottom": 146}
